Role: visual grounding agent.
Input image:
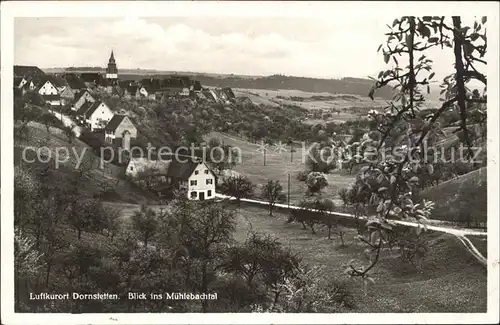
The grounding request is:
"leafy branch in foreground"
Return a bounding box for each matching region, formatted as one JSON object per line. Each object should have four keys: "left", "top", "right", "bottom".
{"left": 347, "top": 16, "right": 487, "bottom": 284}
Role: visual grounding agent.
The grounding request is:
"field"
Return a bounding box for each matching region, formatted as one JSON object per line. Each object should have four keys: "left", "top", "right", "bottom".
{"left": 232, "top": 87, "right": 388, "bottom": 125}
{"left": 232, "top": 204, "right": 487, "bottom": 312}
{"left": 204, "top": 131, "right": 356, "bottom": 205}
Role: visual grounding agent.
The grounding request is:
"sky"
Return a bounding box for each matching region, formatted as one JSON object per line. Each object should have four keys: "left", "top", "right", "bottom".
{"left": 14, "top": 16, "right": 485, "bottom": 80}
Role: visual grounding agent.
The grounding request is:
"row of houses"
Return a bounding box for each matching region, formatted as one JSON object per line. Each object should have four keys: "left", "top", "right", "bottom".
{"left": 118, "top": 77, "right": 236, "bottom": 104}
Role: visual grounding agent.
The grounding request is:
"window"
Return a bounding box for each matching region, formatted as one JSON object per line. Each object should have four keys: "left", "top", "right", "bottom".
{"left": 207, "top": 190, "right": 212, "bottom": 197}
{"left": 204, "top": 170, "right": 209, "bottom": 174}
{"left": 190, "top": 180, "right": 197, "bottom": 186}
{"left": 206, "top": 179, "right": 213, "bottom": 185}
{"left": 190, "top": 191, "right": 197, "bottom": 198}
{"left": 195, "top": 170, "right": 199, "bottom": 175}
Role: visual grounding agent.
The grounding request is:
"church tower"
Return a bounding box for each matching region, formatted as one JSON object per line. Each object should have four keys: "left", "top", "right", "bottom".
{"left": 106, "top": 50, "right": 118, "bottom": 80}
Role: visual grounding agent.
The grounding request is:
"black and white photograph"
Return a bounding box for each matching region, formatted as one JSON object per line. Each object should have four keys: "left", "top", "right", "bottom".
{"left": 1, "top": 1, "right": 499, "bottom": 324}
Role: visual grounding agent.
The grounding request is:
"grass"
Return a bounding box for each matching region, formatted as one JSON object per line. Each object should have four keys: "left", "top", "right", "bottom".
{"left": 422, "top": 167, "right": 487, "bottom": 226}
{"left": 205, "top": 131, "right": 356, "bottom": 205}
{"left": 232, "top": 204, "right": 487, "bottom": 312}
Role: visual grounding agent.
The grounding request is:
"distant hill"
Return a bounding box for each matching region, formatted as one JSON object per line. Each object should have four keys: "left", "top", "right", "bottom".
{"left": 42, "top": 67, "right": 396, "bottom": 100}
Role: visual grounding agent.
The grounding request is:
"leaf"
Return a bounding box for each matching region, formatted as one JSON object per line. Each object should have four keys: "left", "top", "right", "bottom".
{"left": 427, "top": 85, "right": 430, "bottom": 94}
{"left": 378, "top": 187, "right": 388, "bottom": 193}
{"left": 376, "top": 202, "right": 384, "bottom": 213}
{"left": 390, "top": 175, "right": 396, "bottom": 184}
{"left": 377, "top": 173, "right": 385, "bottom": 184}
{"left": 377, "top": 44, "right": 383, "bottom": 53}
{"left": 429, "top": 72, "right": 435, "bottom": 80}
{"left": 482, "top": 16, "right": 487, "bottom": 24}
{"left": 384, "top": 53, "right": 390, "bottom": 64}
{"left": 421, "top": 26, "right": 431, "bottom": 38}
{"left": 470, "top": 33, "right": 479, "bottom": 41}
{"left": 428, "top": 37, "right": 439, "bottom": 43}
{"left": 392, "top": 19, "right": 399, "bottom": 27}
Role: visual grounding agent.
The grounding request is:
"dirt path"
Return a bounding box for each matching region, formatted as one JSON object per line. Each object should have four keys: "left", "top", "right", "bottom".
{"left": 50, "top": 111, "right": 82, "bottom": 137}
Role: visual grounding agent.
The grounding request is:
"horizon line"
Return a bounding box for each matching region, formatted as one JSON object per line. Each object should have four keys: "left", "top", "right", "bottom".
{"left": 26, "top": 65, "right": 381, "bottom": 81}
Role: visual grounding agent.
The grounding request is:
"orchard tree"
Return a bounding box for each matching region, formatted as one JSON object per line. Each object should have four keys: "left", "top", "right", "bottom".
{"left": 305, "top": 172, "right": 329, "bottom": 196}
{"left": 131, "top": 204, "right": 159, "bottom": 248}
{"left": 345, "top": 16, "right": 487, "bottom": 281}
{"left": 218, "top": 175, "right": 255, "bottom": 207}
{"left": 261, "top": 180, "right": 286, "bottom": 216}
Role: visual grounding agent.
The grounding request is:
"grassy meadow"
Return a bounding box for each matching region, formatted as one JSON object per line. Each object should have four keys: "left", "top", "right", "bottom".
{"left": 233, "top": 204, "right": 487, "bottom": 312}
{"left": 205, "top": 131, "right": 356, "bottom": 205}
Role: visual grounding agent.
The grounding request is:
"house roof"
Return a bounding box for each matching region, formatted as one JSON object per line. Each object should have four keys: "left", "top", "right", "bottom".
{"left": 14, "top": 65, "right": 45, "bottom": 78}
{"left": 129, "top": 158, "right": 172, "bottom": 175}
{"left": 202, "top": 89, "right": 216, "bottom": 102}
{"left": 64, "top": 73, "right": 87, "bottom": 89}
{"left": 222, "top": 87, "right": 235, "bottom": 98}
{"left": 47, "top": 75, "right": 67, "bottom": 88}
{"left": 126, "top": 85, "right": 138, "bottom": 94}
{"left": 193, "top": 81, "right": 202, "bottom": 91}
{"left": 85, "top": 101, "right": 107, "bottom": 117}
{"left": 74, "top": 89, "right": 93, "bottom": 101}
{"left": 42, "top": 94, "right": 61, "bottom": 100}
{"left": 80, "top": 73, "right": 103, "bottom": 83}
{"left": 14, "top": 77, "right": 24, "bottom": 88}
{"left": 76, "top": 100, "right": 94, "bottom": 115}
{"left": 105, "top": 114, "right": 129, "bottom": 131}
{"left": 119, "top": 80, "right": 134, "bottom": 88}
{"left": 162, "top": 77, "right": 185, "bottom": 88}
{"left": 166, "top": 159, "right": 203, "bottom": 180}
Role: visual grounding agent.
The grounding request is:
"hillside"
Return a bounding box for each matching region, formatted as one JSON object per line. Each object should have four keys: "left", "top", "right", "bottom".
{"left": 422, "top": 168, "right": 487, "bottom": 227}
{"left": 14, "top": 122, "right": 157, "bottom": 204}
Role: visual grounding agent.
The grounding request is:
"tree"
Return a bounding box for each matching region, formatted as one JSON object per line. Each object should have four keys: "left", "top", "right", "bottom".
{"left": 131, "top": 204, "right": 159, "bottom": 248}
{"left": 67, "top": 197, "right": 106, "bottom": 240}
{"left": 63, "top": 125, "right": 77, "bottom": 144}
{"left": 206, "top": 139, "right": 239, "bottom": 175}
{"left": 261, "top": 180, "right": 286, "bottom": 216}
{"left": 14, "top": 104, "right": 42, "bottom": 140}
{"left": 345, "top": 15, "right": 487, "bottom": 280}
{"left": 40, "top": 112, "right": 61, "bottom": 134}
{"left": 14, "top": 228, "right": 42, "bottom": 309}
{"left": 305, "top": 172, "right": 329, "bottom": 196}
{"left": 218, "top": 175, "right": 255, "bottom": 207}
{"left": 170, "top": 200, "right": 236, "bottom": 312}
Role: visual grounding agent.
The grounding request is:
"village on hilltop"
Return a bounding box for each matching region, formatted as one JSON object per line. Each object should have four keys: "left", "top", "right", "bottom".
{"left": 13, "top": 51, "right": 231, "bottom": 201}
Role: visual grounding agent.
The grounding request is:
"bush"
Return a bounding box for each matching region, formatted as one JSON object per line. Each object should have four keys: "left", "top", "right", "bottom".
{"left": 79, "top": 129, "right": 105, "bottom": 154}
{"left": 296, "top": 170, "right": 309, "bottom": 182}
